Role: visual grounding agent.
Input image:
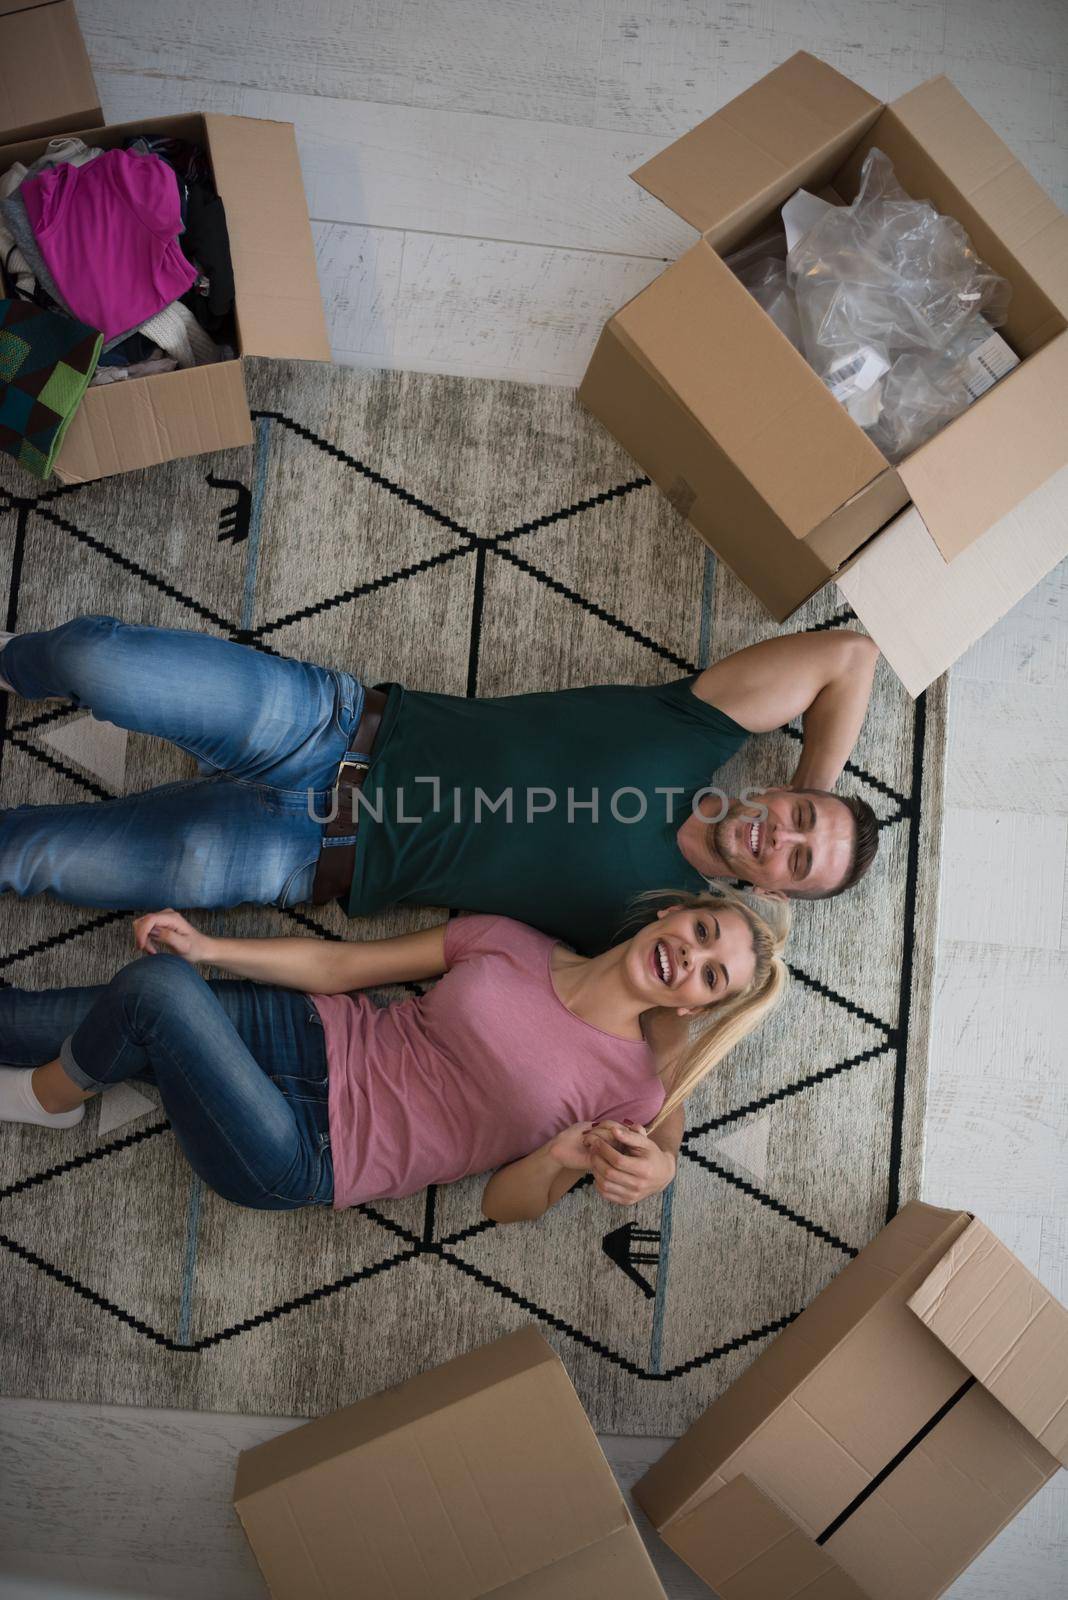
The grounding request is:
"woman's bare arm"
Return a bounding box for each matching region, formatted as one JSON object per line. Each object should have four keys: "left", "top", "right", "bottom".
{"left": 648, "top": 1102, "right": 684, "bottom": 1167}
{"left": 133, "top": 911, "right": 448, "bottom": 994}
{"left": 482, "top": 1125, "right": 593, "bottom": 1224}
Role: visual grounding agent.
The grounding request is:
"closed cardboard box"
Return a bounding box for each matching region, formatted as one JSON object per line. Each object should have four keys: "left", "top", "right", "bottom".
{"left": 580, "top": 52, "right": 1068, "bottom": 693}
{"left": 0, "top": 1, "right": 330, "bottom": 482}
{"left": 634, "top": 1202, "right": 1068, "bottom": 1600}
{"left": 233, "top": 1326, "right": 669, "bottom": 1600}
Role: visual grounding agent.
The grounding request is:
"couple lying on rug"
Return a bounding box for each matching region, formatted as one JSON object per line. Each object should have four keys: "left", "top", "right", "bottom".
{"left": 0, "top": 616, "right": 880, "bottom": 1221}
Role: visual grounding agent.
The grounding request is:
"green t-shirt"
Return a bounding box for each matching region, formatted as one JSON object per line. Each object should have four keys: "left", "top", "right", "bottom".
{"left": 346, "top": 675, "right": 749, "bottom": 953}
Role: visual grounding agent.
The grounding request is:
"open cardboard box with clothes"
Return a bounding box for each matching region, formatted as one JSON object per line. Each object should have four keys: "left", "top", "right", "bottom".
{"left": 0, "top": 0, "right": 329, "bottom": 482}
{"left": 580, "top": 51, "right": 1068, "bottom": 694}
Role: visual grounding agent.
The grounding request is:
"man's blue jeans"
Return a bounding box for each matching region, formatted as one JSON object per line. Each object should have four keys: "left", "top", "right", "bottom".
{"left": 0, "top": 955, "right": 334, "bottom": 1210}
{"left": 0, "top": 616, "right": 366, "bottom": 909}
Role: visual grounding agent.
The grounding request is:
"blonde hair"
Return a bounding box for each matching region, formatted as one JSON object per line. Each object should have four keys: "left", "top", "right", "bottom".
{"left": 631, "top": 886, "right": 790, "bottom": 1132}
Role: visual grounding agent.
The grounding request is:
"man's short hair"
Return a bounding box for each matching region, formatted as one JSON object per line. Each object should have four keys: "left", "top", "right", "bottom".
{"left": 815, "top": 793, "right": 879, "bottom": 899}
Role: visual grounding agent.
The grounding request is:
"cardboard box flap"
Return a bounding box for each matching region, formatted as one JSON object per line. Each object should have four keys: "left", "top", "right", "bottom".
{"left": 823, "top": 1381, "right": 1057, "bottom": 1600}
{"left": 614, "top": 237, "right": 885, "bottom": 539}
{"left": 203, "top": 113, "right": 331, "bottom": 363}
{"left": 668, "top": 1476, "right": 873, "bottom": 1598}
{"left": 235, "top": 1326, "right": 562, "bottom": 1500}
{"left": 634, "top": 1205, "right": 971, "bottom": 1531}
{"left": 837, "top": 461, "right": 1068, "bottom": 699}
{"left": 908, "top": 1219, "right": 1068, "bottom": 1466}
{"left": 486, "top": 1522, "right": 667, "bottom": 1598}
{"left": 887, "top": 75, "right": 1068, "bottom": 315}
{"left": 53, "top": 361, "right": 253, "bottom": 485}
{"left": 898, "top": 331, "right": 1068, "bottom": 560}
{"left": 0, "top": 0, "right": 101, "bottom": 143}
{"left": 631, "top": 52, "right": 882, "bottom": 240}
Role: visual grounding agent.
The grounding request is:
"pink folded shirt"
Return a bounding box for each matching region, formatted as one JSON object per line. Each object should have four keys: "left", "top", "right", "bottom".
{"left": 313, "top": 914, "right": 666, "bottom": 1209}
{"left": 22, "top": 148, "right": 197, "bottom": 343}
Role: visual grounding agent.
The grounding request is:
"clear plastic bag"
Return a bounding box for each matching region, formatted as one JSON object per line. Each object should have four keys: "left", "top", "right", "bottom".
{"left": 724, "top": 225, "right": 787, "bottom": 277}
{"left": 783, "top": 148, "right": 1012, "bottom": 460}
{"left": 862, "top": 351, "right": 974, "bottom": 459}
{"left": 733, "top": 255, "right": 804, "bottom": 353}
{"left": 789, "top": 149, "right": 1011, "bottom": 352}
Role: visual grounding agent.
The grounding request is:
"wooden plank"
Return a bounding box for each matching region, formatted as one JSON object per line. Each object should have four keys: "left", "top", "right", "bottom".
{"left": 0, "top": 1398, "right": 283, "bottom": 1598}
{"left": 946, "top": 681, "right": 1068, "bottom": 815}
{"left": 78, "top": 0, "right": 611, "bottom": 127}
{"left": 0, "top": 1398, "right": 706, "bottom": 1600}
{"left": 313, "top": 221, "right": 406, "bottom": 362}
{"left": 75, "top": 0, "right": 1067, "bottom": 225}
{"left": 952, "top": 561, "right": 1068, "bottom": 688}
{"left": 924, "top": 1066, "right": 1068, "bottom": 1213}
{"left": 94, "top": 69, "right": 696, "bottom": 258}
{"left": 929, "top": 941, "right": 1068, "bottom": 1085}
{"left": 938, "top": 808, "right": 1067, "bottom": 949}
{"left": 318, "top": 224, "right": 665, "bottom": 385}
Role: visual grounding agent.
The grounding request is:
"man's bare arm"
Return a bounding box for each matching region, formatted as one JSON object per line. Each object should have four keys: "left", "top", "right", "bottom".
{"left": 693, "top": 631, "right": 879, "bottom": 791}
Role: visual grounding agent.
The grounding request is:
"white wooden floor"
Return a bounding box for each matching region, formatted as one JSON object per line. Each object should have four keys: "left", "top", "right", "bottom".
{"left": 2, "top": 3, "right": 1066, "bottom": 1596}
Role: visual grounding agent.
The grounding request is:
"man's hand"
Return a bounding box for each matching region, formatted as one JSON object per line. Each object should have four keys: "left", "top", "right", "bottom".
{"left": 583, "top": 1122, "right": 676, "bottom": 1206}
{"left": 133, "top": 909, "right": 212, "bottom": 964}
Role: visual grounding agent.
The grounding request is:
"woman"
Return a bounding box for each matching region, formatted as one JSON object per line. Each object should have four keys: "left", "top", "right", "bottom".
{"left": 0, "top": 887, "right": 788, "bottom": 1222}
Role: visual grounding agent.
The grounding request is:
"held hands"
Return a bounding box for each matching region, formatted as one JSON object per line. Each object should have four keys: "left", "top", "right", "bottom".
{"left": 547, "top": 1122, "right": 598, "bottom": 1172}
{"left": 132, "top": 909, "right": 212, "bottom": 964}
{"left": 583, "top": 1122, "right": 676, "bottom": 1207}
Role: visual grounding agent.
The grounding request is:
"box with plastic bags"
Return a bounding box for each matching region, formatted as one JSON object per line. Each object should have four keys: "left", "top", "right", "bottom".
{"left": 729, "top": 149, "right": 1017, "bottom": 462}
{"left": 579, "top": 52, "right": 1068, "bottom": 690}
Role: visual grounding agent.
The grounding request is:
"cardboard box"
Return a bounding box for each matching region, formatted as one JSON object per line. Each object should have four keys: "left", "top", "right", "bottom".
{"left": 0, "top": 2, "right": 330, "bottom": 482}
{"left": 0, "top": 1, "right": 99, "bottom": 144}
{"left": 579, "top": 52, "right": 1068, "bottom": 688}
{"left": 633, "top": 1202, "right": 1068, "bottom": 1600}
{"left": 233, "top": 1326, "right": 668, "bottom": 1600}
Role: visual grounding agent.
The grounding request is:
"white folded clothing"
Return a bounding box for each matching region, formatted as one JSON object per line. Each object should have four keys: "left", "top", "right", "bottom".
{"left": 137, "top": 301, "right": 222, "bottom": 369}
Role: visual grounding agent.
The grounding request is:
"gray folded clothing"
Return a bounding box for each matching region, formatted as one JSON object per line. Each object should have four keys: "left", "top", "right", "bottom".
{"left": 0, "top": 192, "right": 72, "bottom": 317}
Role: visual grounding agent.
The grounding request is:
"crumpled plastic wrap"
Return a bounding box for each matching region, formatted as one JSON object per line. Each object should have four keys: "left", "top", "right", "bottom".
{"left": 729, "top": 149, "right": 1013, "bottom": 461}
{"left": 733, "top": 255, "right": 804, "bottom": 353}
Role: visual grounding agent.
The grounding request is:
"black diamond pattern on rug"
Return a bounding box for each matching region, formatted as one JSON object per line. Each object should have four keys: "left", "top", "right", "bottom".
{"left": 0, "top": 360, "right": 945, "bottom": 1434}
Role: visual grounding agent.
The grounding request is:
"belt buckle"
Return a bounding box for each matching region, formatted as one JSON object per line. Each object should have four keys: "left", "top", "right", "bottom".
{"left": 336, "top": 751, "right": 370, "bottom": 788}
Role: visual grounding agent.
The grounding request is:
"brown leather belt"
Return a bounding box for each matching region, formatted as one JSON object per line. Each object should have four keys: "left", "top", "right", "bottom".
{"left": 311, "top": 686, "right": 387, "bottom": 904}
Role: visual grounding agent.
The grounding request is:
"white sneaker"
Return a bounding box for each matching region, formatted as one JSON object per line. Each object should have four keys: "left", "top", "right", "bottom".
{"left": 0, "top": 1067, "right": 86, "bottom": 1129}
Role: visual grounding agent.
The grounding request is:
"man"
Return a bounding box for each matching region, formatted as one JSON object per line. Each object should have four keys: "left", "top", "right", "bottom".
{"left": 0, "top": 617, "right": 880, "bottom": 949}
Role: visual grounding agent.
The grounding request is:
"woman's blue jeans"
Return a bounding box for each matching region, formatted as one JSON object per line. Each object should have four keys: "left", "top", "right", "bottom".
{"left": 0, "top": 616, "right": 366, "bottom": 909}
{"left": 1, "top": 955, "right": 334, "bottom": 1210}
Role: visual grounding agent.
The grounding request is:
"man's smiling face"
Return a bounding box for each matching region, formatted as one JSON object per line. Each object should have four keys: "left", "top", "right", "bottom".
{"left": 711, "top": 788, "right": 857, "bottom": 897}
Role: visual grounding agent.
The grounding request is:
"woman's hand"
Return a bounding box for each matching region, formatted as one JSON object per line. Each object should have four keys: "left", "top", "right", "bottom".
{"left": 133, "top": 909, "right": 213, "bottom": 965}
{"left": 583, "top": 1122, "right": 676, "bottom": 1207}
{"left": 547, "top": 1121, "right": 597, "bottom": 1172}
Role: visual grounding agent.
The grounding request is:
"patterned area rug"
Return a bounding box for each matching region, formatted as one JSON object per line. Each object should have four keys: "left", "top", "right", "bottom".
{"left": 0, "top": 359, "right": 945, "bottom": 1435}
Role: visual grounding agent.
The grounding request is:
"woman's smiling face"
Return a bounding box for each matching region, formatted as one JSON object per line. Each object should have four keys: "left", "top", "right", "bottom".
{"left": 628, "top": 904, "right": 757, "bottom": 1015}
